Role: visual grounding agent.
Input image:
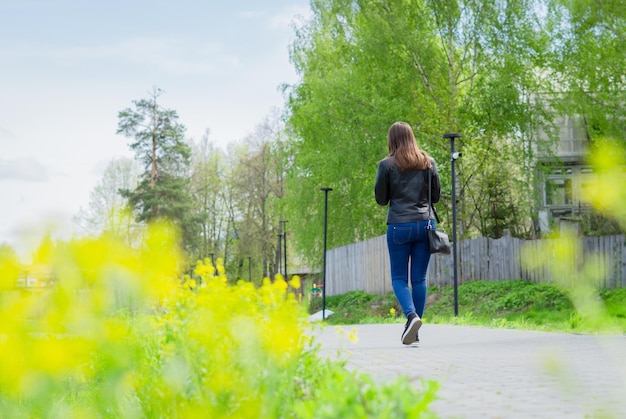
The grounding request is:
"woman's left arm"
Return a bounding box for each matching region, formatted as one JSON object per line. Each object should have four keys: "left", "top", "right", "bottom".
{"left": 431, "top": 159, "right": 441, "bottom": 203}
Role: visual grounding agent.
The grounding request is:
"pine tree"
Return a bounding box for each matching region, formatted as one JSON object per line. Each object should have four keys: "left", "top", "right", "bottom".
{"left": 116, "top": 87, "right": 199, "bottom": 253}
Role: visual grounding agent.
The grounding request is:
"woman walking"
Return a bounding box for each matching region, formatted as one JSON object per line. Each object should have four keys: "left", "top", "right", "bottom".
{"left": 374, "top": 122, "right": 441, "bottom": 345}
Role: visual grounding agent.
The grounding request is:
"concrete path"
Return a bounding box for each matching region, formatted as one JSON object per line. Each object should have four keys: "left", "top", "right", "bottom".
{"left": 314, "top": 323, "right": 626, "bottom": 418}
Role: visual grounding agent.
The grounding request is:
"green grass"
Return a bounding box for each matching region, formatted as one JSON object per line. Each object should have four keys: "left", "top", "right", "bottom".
{"left": 309, "top": 280, "right": 626, "bottom": 334}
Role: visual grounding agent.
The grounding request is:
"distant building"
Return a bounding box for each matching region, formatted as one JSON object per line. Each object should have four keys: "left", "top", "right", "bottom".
{"left": 535, "top": 114, "right": 594, "bottom": 233}
{"left": 16, "top": 264, "right": 53, "bottom": 288}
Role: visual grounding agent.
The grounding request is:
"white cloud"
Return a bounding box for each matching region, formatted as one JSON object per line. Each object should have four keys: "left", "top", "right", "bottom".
{"left": 238, "top": 5, "right": 310, "bottom": 31}
{"left": 3, "top": 37, "right": 241, "bottom": 76}
{"left": 0, "top": 126, "right": 17, "bottom": 139}
{"left": 239, "top": 10, "right": 266, "bottom": 19}
{"left": 70, "top": 37, "right": 240, "bottom": 75}
{"left": 0, "top": 158, "right": 49, "bottom": 182}
{"left": 268, "top": 5, "right": 311, "bottom": 30}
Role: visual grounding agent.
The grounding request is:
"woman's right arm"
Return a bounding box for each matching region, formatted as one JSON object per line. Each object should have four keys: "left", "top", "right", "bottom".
{"left": 374, "top": 161, "right": 389, "bottom": 206}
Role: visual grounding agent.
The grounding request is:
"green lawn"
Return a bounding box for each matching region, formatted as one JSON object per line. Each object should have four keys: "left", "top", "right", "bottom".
{"left": 310, "top": 280, "right": 626, "bottom": 334}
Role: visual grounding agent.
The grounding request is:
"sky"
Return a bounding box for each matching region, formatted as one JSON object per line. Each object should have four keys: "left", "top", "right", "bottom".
{"left": 0, "top": 0, "right": 311, "bottom": 257}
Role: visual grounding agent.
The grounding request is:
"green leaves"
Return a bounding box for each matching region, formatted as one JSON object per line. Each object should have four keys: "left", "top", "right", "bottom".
{"left": 546, "top": 0, "right": 626, "bottom": 140}
{"left": 285, "top": 0, "right": 558, "bottom": 259}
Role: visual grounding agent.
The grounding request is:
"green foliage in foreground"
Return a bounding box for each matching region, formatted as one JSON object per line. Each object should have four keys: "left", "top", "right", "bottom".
{"left": 312, "top": 280, "right": 626, "bottom": 334}
{"left": 0, "top": 227, "right": 439, "bottom": 418}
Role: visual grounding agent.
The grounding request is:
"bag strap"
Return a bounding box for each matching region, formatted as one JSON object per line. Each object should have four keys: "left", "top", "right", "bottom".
{"left": 428, "top": 168, "right": 441, "bottom": 224}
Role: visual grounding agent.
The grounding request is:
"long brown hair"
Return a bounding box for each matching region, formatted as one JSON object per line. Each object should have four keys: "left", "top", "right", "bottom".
{"left": 387, "top": 122, "right": 431, "bottom": 172}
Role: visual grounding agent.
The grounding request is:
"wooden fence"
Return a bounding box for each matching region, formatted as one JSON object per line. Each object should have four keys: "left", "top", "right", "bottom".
{"left": 325, "top": 234, "right": 626, "bottom": 296}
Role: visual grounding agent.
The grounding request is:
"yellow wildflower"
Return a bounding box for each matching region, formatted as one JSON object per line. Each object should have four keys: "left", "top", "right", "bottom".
{"left": 348, "top": 328, "right": 359, "bottom": 343}
{"left": 288, "top": 275, "right": 301, "bottom": 289}
{"left": 334, "top": 325, "right": 344, "bottom": 336}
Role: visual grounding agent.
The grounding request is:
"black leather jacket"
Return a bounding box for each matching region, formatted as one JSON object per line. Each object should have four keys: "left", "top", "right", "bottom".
{"left": 374, "top": 156, "right": 441, "bottom": 224}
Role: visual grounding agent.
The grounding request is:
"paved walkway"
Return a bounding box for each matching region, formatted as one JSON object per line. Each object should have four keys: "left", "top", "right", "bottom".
{"left": 314, "top": 323, "right": 626, "bottom": 418}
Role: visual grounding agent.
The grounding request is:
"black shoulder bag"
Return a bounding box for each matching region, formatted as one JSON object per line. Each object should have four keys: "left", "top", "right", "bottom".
{"left": 426, "top": 168, "right": 452, "bottom": 255}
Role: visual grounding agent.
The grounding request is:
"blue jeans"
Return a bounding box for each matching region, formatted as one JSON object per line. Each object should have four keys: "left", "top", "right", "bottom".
{"left": 386, "top": 220, "right": 433, "bottom": 318}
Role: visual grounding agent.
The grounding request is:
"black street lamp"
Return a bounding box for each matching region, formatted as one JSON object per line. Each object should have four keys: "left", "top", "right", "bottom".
{"left": 320, "top": 187, "right": 333, "bottom": 320}
{"left": 443, "top": 133, "right": 462, "bottom": 316}
{"left": 277, "top": 233, "right": 283, "bottom": 275}
{"left": 281, "top": 220, "right": 288, "bottom": 279}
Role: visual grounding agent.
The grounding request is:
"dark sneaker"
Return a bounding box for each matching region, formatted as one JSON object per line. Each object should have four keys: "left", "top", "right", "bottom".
{"left": 401, "top": 313, "right": 422, "bottom": 345}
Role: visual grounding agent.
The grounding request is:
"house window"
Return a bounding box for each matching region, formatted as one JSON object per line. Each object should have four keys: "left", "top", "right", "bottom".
{"left": 546, "top": 177, "right": 572, "bottom": 206}
{"left": 580, "top": 178, "right": 594, "bottom": 202}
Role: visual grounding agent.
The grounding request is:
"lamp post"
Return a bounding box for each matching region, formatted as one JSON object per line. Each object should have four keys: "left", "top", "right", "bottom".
{"left": 320, "top": 187, "right": 333, "bottom": 320}
{"left": 443, "top": 133, "right": 462, "bottom": 316}
{"left": 281, "top": 220, "right": 288, "bottom": 279}
{"left": 277, "top": 233, "right": 283, "bottom": 275}
{"left": 209, "top": 252, "right": 215, "bottom": 276}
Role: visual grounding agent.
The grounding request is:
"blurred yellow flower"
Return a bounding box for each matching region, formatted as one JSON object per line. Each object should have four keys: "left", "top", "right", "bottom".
{"left": 289, "top": 275, "right": 301, "bottom": 289}
{"left": 348, "top": 328, "right": 359, "bottom": 344}
{"left": 0, "top": 218, "right": 314, "bottom": 416}
{"left": 583, "top": 139, "right": 626, "bottom": 227}
{"left": 274, "top": 275, "right": 288, "bottom": 292}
